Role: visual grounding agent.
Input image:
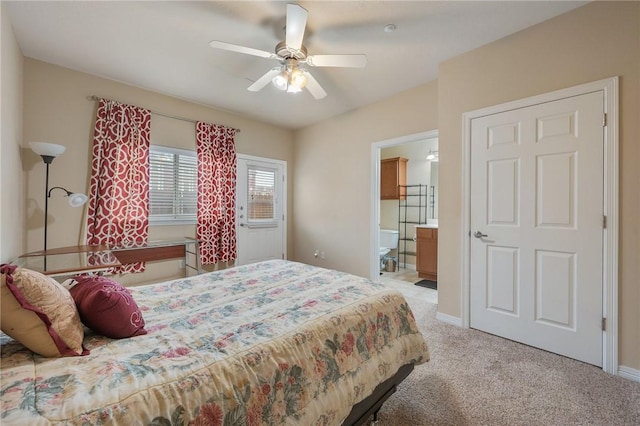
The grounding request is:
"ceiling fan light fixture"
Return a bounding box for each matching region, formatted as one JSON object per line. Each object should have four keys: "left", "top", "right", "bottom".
{"left": 289, "top": 68, "right": 307, "bottom": 89}
{"left": 272, "top": 70, "right": 289, "bottom": 91}
{"left": 272, "top": 65, "right": 307, "bottom": 93}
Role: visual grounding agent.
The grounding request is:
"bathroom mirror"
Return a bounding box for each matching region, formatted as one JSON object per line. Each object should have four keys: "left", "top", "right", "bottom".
{"left": 429, "top": 161, "right": 438, "bottom": 220}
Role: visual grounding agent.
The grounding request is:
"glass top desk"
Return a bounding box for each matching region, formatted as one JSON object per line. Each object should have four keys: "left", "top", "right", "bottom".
{"left": 110, "top": 238, "right": 201, "bottom": 275}
{"left": 15, "top": 238, "right": 201, "bottom": 277}
{"left": 15, "top": 245, "right": 121, "bottom": 277}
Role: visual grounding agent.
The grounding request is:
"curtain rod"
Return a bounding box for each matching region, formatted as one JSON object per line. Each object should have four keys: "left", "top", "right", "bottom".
{"left": 87, "top": 95, "right": 240, "bottom": 132}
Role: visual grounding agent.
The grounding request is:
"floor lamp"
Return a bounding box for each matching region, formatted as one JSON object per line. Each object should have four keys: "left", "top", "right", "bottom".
{"left": 30, "top": 142, "right": 89, "bottom": 253}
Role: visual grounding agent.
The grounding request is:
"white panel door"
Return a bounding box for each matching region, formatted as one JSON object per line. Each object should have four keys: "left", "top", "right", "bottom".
{"left": 470, "top": 91, "right": 604, "bottom": 366}
{"left": 236, "top": 157, "right": 285, "bottom": 266}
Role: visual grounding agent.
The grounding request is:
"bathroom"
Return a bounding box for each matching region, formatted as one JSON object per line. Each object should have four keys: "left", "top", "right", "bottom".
{"left": 380, "top": 137, "right": 438, "bottom": 288}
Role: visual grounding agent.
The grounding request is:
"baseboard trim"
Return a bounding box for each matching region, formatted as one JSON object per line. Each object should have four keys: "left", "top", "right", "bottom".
{"left": 436, "top": 311, "right": 463, "bottom": 327}
{"left": 618, "top": 365, "right": 640, "bottom": 382}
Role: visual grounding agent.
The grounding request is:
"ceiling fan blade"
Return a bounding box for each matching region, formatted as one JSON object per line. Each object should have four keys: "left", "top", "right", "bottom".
{"left": 248, "top": 68, "right": 282, "bottom": 92}
{"left": 286, "top": 4, "right": 308, "bottom": 51}
{"left": 209, "top": 40, "right": 276, "bottom": 59}
{"left": 306, "top": 54, "right": 367, "bottom": 68}
{"left": 303, "top": 71, "right": 327, "bottom": 100}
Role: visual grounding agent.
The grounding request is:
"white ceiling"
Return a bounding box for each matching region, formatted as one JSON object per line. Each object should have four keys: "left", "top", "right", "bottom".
{"left": 6, "top": 1, "right": 587, "bottom": 129}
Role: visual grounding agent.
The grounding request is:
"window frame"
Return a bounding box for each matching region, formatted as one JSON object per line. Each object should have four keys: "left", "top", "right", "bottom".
{"left": 148, "top": 145, "right": 198, "bottom": 226}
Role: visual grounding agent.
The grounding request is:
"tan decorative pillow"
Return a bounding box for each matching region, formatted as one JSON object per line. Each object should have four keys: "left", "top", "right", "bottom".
{"left": 0, "top": 265, "right": 87, "bottom": 357}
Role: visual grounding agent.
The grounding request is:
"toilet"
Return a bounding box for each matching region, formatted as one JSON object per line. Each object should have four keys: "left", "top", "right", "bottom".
{"left": 379, "top": 229, "right": 399, "bottom": 258}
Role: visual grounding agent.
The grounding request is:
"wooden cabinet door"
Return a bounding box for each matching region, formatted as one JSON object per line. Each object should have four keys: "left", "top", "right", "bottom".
{"left": 380, "top": 157, "right": 407, "bottom": 200}
{"left": 416, "top": 227, "right": 437, "bottom": 280}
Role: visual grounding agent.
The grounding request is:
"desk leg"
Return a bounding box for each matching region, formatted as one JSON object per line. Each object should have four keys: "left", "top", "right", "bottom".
{"left": 184, "top": 239, "right": 202, "bottom": 276}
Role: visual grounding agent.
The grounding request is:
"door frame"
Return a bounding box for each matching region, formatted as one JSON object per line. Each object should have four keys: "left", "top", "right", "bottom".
{"left": 236, "top": 153, "right": 287, "bottom": 262}
{"left": 461, "top": 77, "right": 619, "bottom": 374}
{"left": 369, "top": 129, "right": 439, "bottom": 280}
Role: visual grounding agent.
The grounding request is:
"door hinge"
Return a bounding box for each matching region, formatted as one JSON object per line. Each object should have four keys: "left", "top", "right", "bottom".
{"left": 282, "top": 253, "right": 284, "bottom": 259}
{"left": 602, "top": 317, "right": 606, "bottom": 331}
{"left": 603, "top": 215, "right": 607, "bottom": 229}
{"left": 603, "top": 113, "right": 607, "bottom": 127}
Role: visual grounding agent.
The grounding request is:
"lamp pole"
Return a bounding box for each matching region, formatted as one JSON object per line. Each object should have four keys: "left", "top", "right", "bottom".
{"left": 44, "top": 161, "right": 49, "bottom": 253}
{"left": 41, "top": 155, "right": 55, "bottom": 255}
{"left": 40, "top": 155, "right": 55, "bottom": 271}
{"left": 30, "top": 142, "right": 67, "bottom": 257}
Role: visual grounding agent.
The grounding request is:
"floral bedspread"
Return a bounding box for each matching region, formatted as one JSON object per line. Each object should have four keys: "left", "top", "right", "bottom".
{"left": 1, "top": 260, "right": 429, "bottom": 425}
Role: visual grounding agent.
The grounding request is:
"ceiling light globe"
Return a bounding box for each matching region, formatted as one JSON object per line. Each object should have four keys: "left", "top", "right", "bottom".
{"left": 290, "top": 69, "right": 307, "bottom": 89}
{"left": 272, "top": 73, "right": 288, "bottom": 90}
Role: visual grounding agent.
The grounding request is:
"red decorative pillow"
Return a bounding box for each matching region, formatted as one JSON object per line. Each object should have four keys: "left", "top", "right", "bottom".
{"left": 68, "top": 275, "right": 147, "bottom": 339}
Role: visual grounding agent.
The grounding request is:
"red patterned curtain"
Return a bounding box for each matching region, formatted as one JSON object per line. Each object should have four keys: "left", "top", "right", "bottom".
{"left": 196, "top": 122, "right": 237, "bottom": 265}
{"left": 86, "top": 98, "right": 151, "bottom": 274}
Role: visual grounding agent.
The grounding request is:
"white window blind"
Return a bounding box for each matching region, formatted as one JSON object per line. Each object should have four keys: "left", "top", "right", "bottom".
{"left": 149, "top": 145, "right": 197, "bottom": 223}
{"left": 248, "top": 167, "right": 276, "bottom": 223}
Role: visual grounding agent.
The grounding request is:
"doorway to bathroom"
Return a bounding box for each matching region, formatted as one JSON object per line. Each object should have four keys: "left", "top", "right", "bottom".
{"left": 371, "top": 130, "right": 438, "bottom": 303}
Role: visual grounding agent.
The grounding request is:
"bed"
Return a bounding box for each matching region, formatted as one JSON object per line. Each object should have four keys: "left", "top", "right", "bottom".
{"left": 1, "top": 259, "right": 429, "bottom": 425}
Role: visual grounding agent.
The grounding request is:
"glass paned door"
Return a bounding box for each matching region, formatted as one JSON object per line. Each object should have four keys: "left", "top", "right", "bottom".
{"left": 236, "top": 156, "right": 286, "bottom": 265}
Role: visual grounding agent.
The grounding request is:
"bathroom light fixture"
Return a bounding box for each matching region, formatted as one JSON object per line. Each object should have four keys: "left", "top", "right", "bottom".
{"left": 30, "top": 142, "right": 88, "bottom": 252}
{"left": 426, "top": 150, "right": 439, "bottom": 161}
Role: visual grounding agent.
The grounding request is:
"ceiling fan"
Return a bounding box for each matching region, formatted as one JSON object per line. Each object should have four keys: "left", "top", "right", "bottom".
{"left": 209, "top": 3, "right": 367, "bottom": 100}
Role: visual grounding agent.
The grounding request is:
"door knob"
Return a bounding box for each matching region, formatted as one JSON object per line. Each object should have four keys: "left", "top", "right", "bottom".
{"left": 473, "top": 231, "right": 488, "bottom": 238}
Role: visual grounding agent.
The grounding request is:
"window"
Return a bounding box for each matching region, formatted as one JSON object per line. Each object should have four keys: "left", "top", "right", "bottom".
{"left": 247, "top": 167, "right": 276, "bottom": 224}
{"left": 149, "top": 145, "right": 197, "bottom": 224}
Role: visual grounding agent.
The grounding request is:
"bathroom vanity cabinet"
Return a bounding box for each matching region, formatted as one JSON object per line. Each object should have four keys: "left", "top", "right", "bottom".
{"left": 416, "top": 227, "right": 437, "bottom": 281}
{"left": 380, "top": 157, "right": 408, "bottom": 200}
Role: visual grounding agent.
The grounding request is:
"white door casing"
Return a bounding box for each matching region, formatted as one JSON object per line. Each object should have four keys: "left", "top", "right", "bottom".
{"left": 462, "top": 77, "right": 619, "bottom": 374}
{"left": 236, "top": 155, "right": 286, "bottom": 266}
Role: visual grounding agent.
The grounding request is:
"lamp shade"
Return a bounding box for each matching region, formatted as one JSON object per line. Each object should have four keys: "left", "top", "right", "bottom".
{"left": 29, "top": 142, "right": 66, "bottom": 157}
{"left": 67, "top": 193, "right": 88, "bottom": 207}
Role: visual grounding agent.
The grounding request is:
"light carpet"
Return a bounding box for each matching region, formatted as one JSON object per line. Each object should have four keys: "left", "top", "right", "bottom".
{"left": 371, "top": 298, "right": 640, "bottom": 425}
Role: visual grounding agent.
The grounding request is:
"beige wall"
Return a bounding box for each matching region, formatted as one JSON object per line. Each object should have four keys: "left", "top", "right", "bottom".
{"left": 0, "top": 3, "right": 24, "bottom": 263}
{"left": 437, "top": 1, "right": 639, "bottom": 369}
{"left": 293, "top": 80, "right": 438, "bottom": 276}
{"left": 22, "top": 59, "right": 294, "bottom": 285}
